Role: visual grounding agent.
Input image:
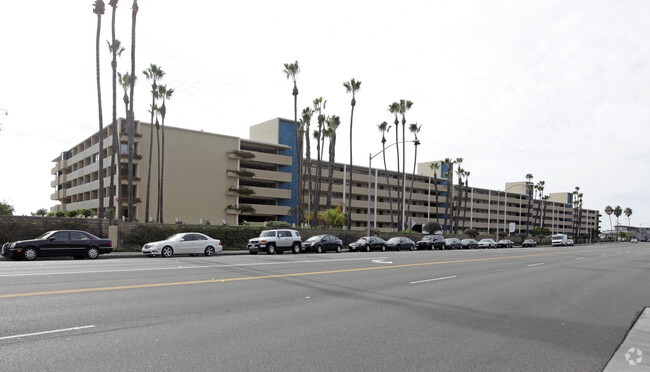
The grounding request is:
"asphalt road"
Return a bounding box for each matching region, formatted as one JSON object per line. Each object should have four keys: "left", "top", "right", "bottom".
{"left": 1, "top": 242, "right": 648, "bottom": 371}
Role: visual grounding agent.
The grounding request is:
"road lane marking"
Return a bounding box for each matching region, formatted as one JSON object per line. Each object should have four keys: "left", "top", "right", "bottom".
{"left": 410, "top": 276, "right": 456, "bottom": 284}
{"left": 0, "top": 325, "right": 95, "bottom": 341}
{"left": 0, "top": 251, "right": 608, "bottom": 299}
{"left": 576, "top": 257, "right": 585, "bottom": 260}
{"left": 371, "top": 259, "right": 393, "bottom": 264}
{"left": 527, "top": 263, "right": 545, "bottom": 267}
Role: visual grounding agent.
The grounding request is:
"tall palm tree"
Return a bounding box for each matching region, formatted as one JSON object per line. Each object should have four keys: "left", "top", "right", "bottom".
{"left": 142, "top": 64, "right": 164, "bottom": 223}
{"left": 534, "top": 180, "right": 545, "bottom": 228}
{"left": 429, "top": 162, "right": 440, "bottom": 225}
{"left": 93, "top": 0, "right": 106, "bottom": 219}
{"left": 398, "top": 100, "right": 414, "bottom": 230}
{"left": 311, "top": 97, "right": 326, "bottom": 227}
{"left": 157, "top": 84, "right": 174, "bottom": 223}
{"left": 299, "top": 107, "right": 314, "bottom": 218}
{"left": 525, "top": 173, "right": 534, "bottom": 234}
{"left": 614, "top": 205, "right": 623, "bottom": 241}
{"left": 343, "top": 78, "right": 361, "bottom": 230}
{"left": 624, "top": 207, "right": 633, "bottom": 226}
{"left": 107, "top": 0, "right": 123, "bottom": 219}
{"left": 117, "top": 71, "right": 134, "bottom": 219}
{"left": 325, "top": 115, "right": 340, "bottom": 211}
{"left": 443, "top": 158, "right": 454, "bottom": 233}
{"left": 541, "top": 195, "right": 549, "bottom": 230}
{"left": 454, "top": 157, "right": 464, "bottom": 234}
{"left": 604, "top": 205, "right": 614, "bottom": 238}
{"left": 462, "top": 170, "right": 471, "bottom": 231}
{"left": 378, "top": 121, "right": 395, "bottom": 229}
{"left": 283, "top": 61, "right": 301, "bottom": 225}
{"left": 405, "top": 123, "right": 421, "bottom": 227}
{"left": 126, "top": 0, "right": 139, "bottom": 222}
{"left": 576, "top": 192, "right": 584, "bottom": 236}
{"left": 388, "top": 102, "right": 401, "bottom": 228}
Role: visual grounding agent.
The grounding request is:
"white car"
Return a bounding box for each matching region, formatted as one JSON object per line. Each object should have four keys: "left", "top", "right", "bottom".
{"left": 142, "top": 232, "right": 223, "bottom": 258}
{"left": 478, "top": 238, "right": 497, "bottom": 249}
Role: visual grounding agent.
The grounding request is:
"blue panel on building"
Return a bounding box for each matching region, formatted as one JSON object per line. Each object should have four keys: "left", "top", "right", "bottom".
{"left": 276, "top": 119, "right": 298, "bottom": 225}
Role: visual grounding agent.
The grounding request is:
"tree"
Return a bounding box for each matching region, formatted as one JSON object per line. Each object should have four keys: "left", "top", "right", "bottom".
{"left": 398, "top": 99, "right": 414, "bottom": 230}
{"left": 325, "top": 115, "right": 340, "bottom": 210}
{"left": 0, "top": 201, "right": 15, "bottom": 215}
{"left": 405, "top": 123, "right": 421, "bottom": 228}
{"left": 283, "top": 61, "right": 301, "bottom": 225}
{"left": 93, "top": 0, "right": 106, "bottom": 219}
{"left": 443, "top": 158, "right": 454, "bottom": 233}
{"left": 323, "top": 203, "right": 345, "bottom": 228}
{"left": 423, "top": 221, "right": 442, "bottom": 235}
{"left": 35, "top": 208, "right": 48, "bottom": 217}
{"left": 299, "top": 107, "right": 314, "bottom": 220}
{"left": 535, "top": 180, "right": 545, "bottom": 228}
{"left": 525, "top": 174, "right": 534, "bottom": 234}
{"left": 614, "top": 205, "right": 623, "bottom": 241}
{"left": 429, "top": 162, "right": 441, "bottom": 225}
{"left": 126, "top": 0, "right": 139, "bottom": 222}
{"left": 142, "top": 64, "right": 164, "bottom": 223}
{"left": 378, "top": 121, "right": 395, "bottom": 229}
{"left": 388, "top": 102, "right": 401, "bottom": 228}
{"left": 117, "top": 71, "right": 135, "bottom": 219}
{"left": 604, "top": 205, "right": 613, "bottom": 237}
{"left": 624, "top": 207, "right": 633, "bottom": 226}
{"left": 462, "top": 171, "right": 471, "bottom": 231}
{"left": 454, "top": 157, "right": 464, "bottom": 234}
{"left": 343, "top": 78, "right": 361, "bottom": 230}
{"left": 311, "top": 97, "right": 326, "bottom": 227}
{"left": 572, "top": 186, "right": 580, "bottom": 236}
{"left": 107, "top": 0, "right": 123, "bottom": 220}
{"left": 463, "top": 228, "right": 479, "bottom": 238}
{"left": 157, "top": 84, "right": 174, "bottom": 223}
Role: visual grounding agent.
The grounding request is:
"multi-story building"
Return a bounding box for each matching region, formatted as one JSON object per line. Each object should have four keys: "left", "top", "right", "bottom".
{"left": 51, "top": 117, "right": 599, "bottom": 237}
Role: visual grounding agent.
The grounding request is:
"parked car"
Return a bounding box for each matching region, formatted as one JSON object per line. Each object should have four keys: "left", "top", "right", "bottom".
{"left": 349, "top": 236, "right": 387, "bottom": 252}
{"left": 566, "top": 239, "right": 575, "bottom": 246}
{"left": 302, "top": 234, "right": 343, "bottom": 253}
{"left": 522, "top": 239, "right": 537, "bottom": 247}
{"left": 631, "top": 238, "right": 639, "bottom": 243}
{"left": 247, "top": 229, "right": 302, "bottom": 255}
{"left": 496, "top": 239, "right": 514, "bottom": 248}
{"left": 478, "top": 238, "right": 497, "bottom": 249}
{"left": 142, "top": 232, "right": 222, "bottom": 257}
{"left": 552, "top": 234, "right": 568, "bottom": 246}
{"left": 416, "top": 235, "right": 445, "bottom": 250}
{"left": 1, "top": 230, "right": 113, "bottom": 261}
{"left": 461, "top": 239, "right": 479, "bottom": 249}
{"left": 444, "top": 238, "right": 462, "bottom": 250}
{"left": 386, "top": 237, "right": 416, "bottom": 251}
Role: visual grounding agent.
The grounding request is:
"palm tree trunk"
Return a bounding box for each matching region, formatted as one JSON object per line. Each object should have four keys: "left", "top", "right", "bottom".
{"left": 311, "top": 121, "right": 322, "bottom": 227}
{"left": 347, "top": 105, "right": 355, "bottom": 230}
{"left": 145, "top": 92, "right": 155, "bottom": 223}
{"left": 326, "top": 133, "right": 335, "bottom": 210}
{"left": 126, "top": 0, "right": 138, "bottom": 222}
{"left": 455, "top": 175, "right": 463, "bottom": 234}
{"left": 293, "top": 88, "right": 300, "bottom": 226}
{"left": 95, "top": 9, "right": 105, "bottom": 219}
{"left": 304, "top": 125, "right": 312, "bottom": 220}
{"left": 155, "top": 123, "right": 161, "bottom": 222}
{"left": 160, "top": 113, "right": 166, "bottom": 223}
{"left": 433, "top": 175, "right": 439, "bottom": 225}
{"left": 108, "top": 1, "right": 118, "bottom": 219}
{"left": 394, "top": 125, "right": 401, "bottom": 230}
{"left": 462, "top": 180, "right": 469, "bottom": 231}
{"left": 405, "top": 144, "right": 418, "bottom": 229}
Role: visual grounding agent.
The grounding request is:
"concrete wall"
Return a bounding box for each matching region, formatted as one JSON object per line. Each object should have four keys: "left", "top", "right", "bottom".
{"left": 0, "top": 216, "right": 109, "bottom": 244}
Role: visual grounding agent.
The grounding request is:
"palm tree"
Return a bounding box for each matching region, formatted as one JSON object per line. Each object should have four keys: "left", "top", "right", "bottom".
{"left": 299, "top": 107, "right": 314, "bottom": 218}
{"left": 378, "top": 121, "right": 395, "bottom": 229}
{"left": 462, "top": 170, "right": 471, "bottom": 231}
{"left": 605, "top": 205, "right": 613, "bottom": 238}
{"left": 107, "top": 0, "right": 123, "bottom": 219}
{"left": 142, "top": 64, "right": 164, "bottom": 223}
{"left": 343, "top": 78, "right": 361, "bottom": 230}
{"left": 311, "top": 97, "right": 326, "bottom": 226}
{"left": 443, "top": 158, "right": 454, "bottom": 233}
{"left": 614, "top": 205, "right": 623, "bottom": 241}
{"left": 576, "top": 192, "right": 584, "bottom": 236}
{"left": 325, "top": 115, "right": 340, "bottom": 211}
{"left": 405, "top": 123, "right": 421, "bottom": 227}
{"left": 398, "top": 99, "right": 414, "bottom": 230}
{"left": 283, "top": 61, "right": 301, "bottom": 225}
{"left": 624, "top": 207, "right": 633, "bottom": 226}
{"left": 388, "top": 102, "right": 401, "bottom": 228}
{"left": 534, "top": 180, "right": 545, "bottom": 228}
{"left": 157, "top": 84, "right": 174, "bottom": 223}
{"left": 454, "top": 157, "right": 464, "bottom": 234}
{"left": 117, "top": 71, "right": 134, "bottom": 219}
{"left": 525, "top": 173, "right": 534, "bottom": 234}
{"left": 93, "top": 0, "right": 106, "bottom": 219}
{"left": 541, "top": 195, "right": 549, "bottom": 230}
{"left": 126, "top": 0, "right": 139, "bottom": 222}
{"left": 429, "top": 162, "right": 440, "bottom": 225}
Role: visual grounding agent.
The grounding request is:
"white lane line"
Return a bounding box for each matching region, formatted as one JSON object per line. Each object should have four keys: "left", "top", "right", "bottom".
{"left": 527, "top": 263, "right": 545, "bottom": 267}
{"left": 410, "top": 276, "right": 456, "bottom": 284}
{"left": 371, "top": 259, "right": 393, "bottom": 264}
{"left": 0, "top": 325, "right": 95, "bottom": 341}
{"left": 576, "top": 257, "right": 585, "bottom": 260}
{"left": 601, "top": 254, "right": 607, "bottom": 256}
{"left": 0, "top": 257, "right": 389, "bottom": 278}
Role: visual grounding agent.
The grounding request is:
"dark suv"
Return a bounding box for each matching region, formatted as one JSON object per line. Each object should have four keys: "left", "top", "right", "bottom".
{"left": 416, "top": 235, "right": 445, "bottom": 250}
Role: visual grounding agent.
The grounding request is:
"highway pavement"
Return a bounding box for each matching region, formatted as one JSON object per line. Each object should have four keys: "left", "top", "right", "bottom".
{"left": 0, "top": 242, "right": 649, "bottom": 371}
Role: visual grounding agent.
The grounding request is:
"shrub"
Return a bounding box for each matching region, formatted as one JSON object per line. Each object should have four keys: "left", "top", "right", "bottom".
{"left": 423, "top": 221, "right": 442, "bottom": 234}
{"left": 463, "top": 228, "right": 479, "bottom": 238}
{"left": 264, "top": 221, "right": 292, "bottom": 228}
{"left": 66, "top": 210, "right": 79, "bottom": 218}
{"left": 55, "top": 211, "right": 66, "bottom": 217}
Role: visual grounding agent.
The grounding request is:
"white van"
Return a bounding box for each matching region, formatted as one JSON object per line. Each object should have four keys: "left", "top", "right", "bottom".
{"left": 551, "top": 234, "right": 568, "bottom": 247}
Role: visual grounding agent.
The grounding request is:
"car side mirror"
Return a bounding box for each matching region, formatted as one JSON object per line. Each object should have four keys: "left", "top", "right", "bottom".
{"left": 49, "top": 237, "right": 56, "bottom": 241}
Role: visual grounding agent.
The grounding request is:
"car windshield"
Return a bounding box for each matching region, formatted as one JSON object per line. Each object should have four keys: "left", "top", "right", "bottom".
{"left": 306, "top": 235, "right": 323, "bottom": 242}
{"left": 165, "top": 234, "right": 184, "bottom": 241}
{"left": 422, "top": 236, "right": 433, "bottom": 241}
{"left": 387, "top": 238, "right": 400, "bottom": 243}
{"left": 480, "top": 239, "right": 491, "bottom": 242}
{"left": 357, "top": 237, "right": 369, "bottom": 243}
{"left": 260, "top": 231, "right": 277, "bottom": 238}
{"left": 37, "top": 231, "right": 56, "bottom": 239}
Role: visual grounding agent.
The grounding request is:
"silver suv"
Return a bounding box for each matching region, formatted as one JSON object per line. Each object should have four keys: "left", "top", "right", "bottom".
{"left": 247, "top": 229, "right": 302, "bottom": 255}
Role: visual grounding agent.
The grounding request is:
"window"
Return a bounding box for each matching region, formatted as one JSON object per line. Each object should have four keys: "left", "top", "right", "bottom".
{"left": 70, "top": 231, "right": 90, "bottom": 240}
{"left": 52, "top": 231, "right": 69, "bottom": 241}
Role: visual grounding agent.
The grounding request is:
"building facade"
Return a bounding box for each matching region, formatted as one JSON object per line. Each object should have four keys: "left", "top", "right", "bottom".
{"left": 51, "top": 118, "right": 599, "bottom": 237}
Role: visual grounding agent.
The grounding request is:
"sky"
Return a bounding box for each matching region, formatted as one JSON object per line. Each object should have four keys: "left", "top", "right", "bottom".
{"left": 0, "top": 0, "right": 648, "bottom": 229}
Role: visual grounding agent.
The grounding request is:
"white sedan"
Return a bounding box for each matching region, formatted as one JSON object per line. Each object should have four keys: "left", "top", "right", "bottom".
{"left": 142, "top": 232, "right": 223, "bottom": 258}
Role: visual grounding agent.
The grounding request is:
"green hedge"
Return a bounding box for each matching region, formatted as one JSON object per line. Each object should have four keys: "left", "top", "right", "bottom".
{"left": 125, "top": 224, "right": 265, "bottom": 250}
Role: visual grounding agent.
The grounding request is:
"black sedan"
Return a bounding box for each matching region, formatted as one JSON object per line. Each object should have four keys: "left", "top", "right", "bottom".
{"left": 416, "top": 235, "right": 445, "bottom": 250}
{"left": 302, "top": 234, "right": 343, "bottom": 253}
{"left": 522, "top": 239, "right": 537, "bottom": 247}
{"left": 496, "top": 239, "right": 514, "bottom": 248}
{"left": 1, "top": 230, "right": 113, "bottom": 261}
{"left": 385, "top": 237, "right": 416, "bottom": 251}
{"left": 349, "top": 236, "right": 387, "bottom": 252}
{"left": 444, "top": 238, "right": 462, "bottom": 250}
{"left": 461, "top": 239, "right": 479, "bottom": 249}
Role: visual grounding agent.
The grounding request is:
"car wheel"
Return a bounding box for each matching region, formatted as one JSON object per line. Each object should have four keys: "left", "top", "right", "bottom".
{"left": 161, "top": 246, "right": 173, "bottom": 258}
{"left": 73, "top": 255, "right": 85, "bottom": 260}
{"left": 336, "top": 245, "right": 342, "bottom": 253}
{"left": 23, "top": 247, "right": 38, "bottom": 261}
{"left": 410, "top": 244, "right": 415, "bottom": 251}
{"left": 397, "top": 245, "right": 401, "bottom": 251}
{"left": 204, "top": 246, "right": 215, "bottom": 256}
{"left": 316, "top": 245, "right": 323, "bottom": 254}
{"left": 86, "top": 247, "right": 100, "bottom": 259}
{"left": 292, "top": 243, "right": 301, "bottom": 254}
{"left": 267, "top": 244, "right": 276, "bottom": 255}
{"left": 365, "top": 245, "right": 370, "bottom": 252}
{"left": 381, "top": 245, "right": 386, "bottom": 252}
